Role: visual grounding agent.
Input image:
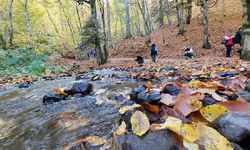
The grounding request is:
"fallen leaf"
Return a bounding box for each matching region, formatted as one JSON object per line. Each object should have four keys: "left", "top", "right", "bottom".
{"left": 193, "top": 89, "right": 226, "bottom": 102}
{"left": 200, "top": 105, "right": 228, "bottom": 122}
{"left": 174, "top": 93, "right": 192, "bottom": 116}
{"left": 114, "top": 121, "right": 126, "bottom": 136}
{"left": 188, "top": 80, "right": 203, "bottom": 88}
{"left": 119, "top": 104, "right": 141, "bottom": 114}
{"left": 144, "top": 81, "right": 153, "bottom": 88}
{"left": 183, "top": 140, "right": 199, "bottom": 150}
{"left": 160, "top": 117, "right": 232, "bottom": 150}
{"left": 218, "top": 100, "right": 250, "bottom": 114}
{"left": 160, "top": 94, "right": 175, "bottom": 106}
{"left": 131, "top": 111, "right": 150, "bottom": 136}
{"left": 189, "top": 111, "right": 209, "bottom": 125}
{"left": 64, "top": 135, "right": 106, "bottom": 150}
{"left": 149, "top": 123, "right": 162, "bottom": 131}
{"left": 53, "top": 88, "right": 66, "bottom": 95}
{"left": 141, "top": 103, "right": 160, "bottom": 114}
{"left": 190, "top": 99, "right": 203, "bottom": 112}
{"left": 196, "top": 124, "right": 232, "bottom": 150}
{"left": 160, "top": 117, "right": 199, "bottom": 142}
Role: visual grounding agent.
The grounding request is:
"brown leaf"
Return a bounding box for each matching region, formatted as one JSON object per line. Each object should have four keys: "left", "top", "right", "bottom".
{"left": 149, "top": 123, "right": 162, "bottom": 131}
{"left": 64, "top": 136, "right": 106, "bottom": 150}
{"left": 141, "top": 103, "right": 160, "bottom": 114}
{"left": 219, "top": 100, "right": 250, "bottom": 114}
{"left": 189, "top": 111, "right": 209, "bottom": 125}
{"left": 174, "top": 93, "right": 192, "bottom": 116}
{"left": 53, "top": 88, "right": 67, "bottom": 95}
{"left": 144, "top": 81, "right": 153, "bottom": 89}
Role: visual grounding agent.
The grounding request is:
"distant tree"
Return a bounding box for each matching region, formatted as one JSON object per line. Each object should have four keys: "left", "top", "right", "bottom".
{"left": 186, "top": 0, "right": 192, "bottom": 24}
{"left": 241, "top": 0, "right": 250, "bottom": 60}
{"left": 157, "top": 0, "right": 164, "bottom": 27}
{"left": 124, "top": 0, "right": 132, "bottom": 38}
{"left": 75, "top": 0, "right": 107, "bottom": 65}
{"left": 24, "top": 0, "right": 33, "bottom": 47}
{"left": 201, "top": 0, "right": 211, "bottom": 49}
{"left": 165, "top": 0, "right": 173, "bottom": 32}
{"left": 6, "top": 0, "right": 14, "bottom": 49}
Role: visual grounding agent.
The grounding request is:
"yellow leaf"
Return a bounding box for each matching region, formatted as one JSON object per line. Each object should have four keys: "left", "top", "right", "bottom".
{"left": 183, "top": 140, "right": 199, "bottom": 150}
{"left": 190, "top": 99, "right": 203, "bottom": 112}
{"left": 53, "top": 88, "right": 66, "bottom": 95}
{"left": 131, "top": 111, "right": 150, "bottom": 136}
{"left": 161, "top": 117, "right": 199, "bottom": 142}
{"left": 144, "top": 81, "right": 153, "bottom": 88}
{"left": 119, "top": 104, "right": 141, "bottom": 114}
{"left": 200, "top": 105, "right": 228, "bottom": 122}
{"left": 114, "top": 121, "right": 126, "bottom": 136}
{"left": 188, "top": 80, "right": 202, "bottom": 88}
{"left": 196, "top": 124, "right": 232, "bottom": 150}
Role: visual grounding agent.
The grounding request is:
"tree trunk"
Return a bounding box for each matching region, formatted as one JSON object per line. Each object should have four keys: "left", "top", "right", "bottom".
{"left": 146, "top": 1, "right": 154, "bottom": 32}
{"left": 6, "top": 0, "right": 14, "bottom": 49}
{"left": 98, "top": 0, "right": 108, "bottom": 59}
{"left": 90, "top": 0, "right": 107, "bottom": 65}
{"left": 45, "top": 8, "right": 67, "bottom": 51}
{"left": 177, "top": 0, "right": 185, "bottom": 35}
{"left": 133, "top": 6, "right": 142, "bottom": 36}
{"left": 24, "top": 0, "right": 33, "bottom": 47}
{"left": 124, "top": 0, "right": 132, "bottom": 38}
{"left": 240, "top": 0, "right": 250, "bottom": 60}
{"left": 186, "top": 0, "right": 192, "bottom": 24}
{"left": 201, "top": 0, "right": 211, "bottom": 49}
{"left": 58, "top": 0, "right": 76, "bottom": 46}
{"left": 175, "top": 0, "right": 181, "bottom": 27}
{"left": 158, "top": 0, "right": 164, "bottom": 27}
{"left": 165, "top": 0, "right": 173, "bottom": 32}
{"left": 139, "top": 0, "right": 151, "bottom": 35}
{"left": 106, "top": 0, "right": 112, "bottom": 47}
{"left": 76, "top": 3, "right": 83, "bottom": 35}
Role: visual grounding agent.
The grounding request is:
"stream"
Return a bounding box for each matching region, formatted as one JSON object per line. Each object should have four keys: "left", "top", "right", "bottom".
{"left": 0, "top": 68, "right": 139, "bottom": 150}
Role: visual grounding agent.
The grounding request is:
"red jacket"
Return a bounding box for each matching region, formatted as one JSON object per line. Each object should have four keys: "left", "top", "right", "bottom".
{"left": 226, "top": 37, "right": 234, "bottom": 46}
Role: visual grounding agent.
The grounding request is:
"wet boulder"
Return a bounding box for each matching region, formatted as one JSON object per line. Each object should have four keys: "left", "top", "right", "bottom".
{"left": 112, "top": 130, "right": 177, "bottom": 150}
{"left": 17, "top": 82, "right": 30, "bottom": 89}
{"left": 237, "top": 91, "right": 250, "bottom": 102}
{"left": 211, "top": 112, "right": 250, "bottom": 143}
{"left": 162, "top": 84, "right": 180, "bottom": 96}
{"left": 43, "top": 93, "right": 67, "bottom": 104}
{"left": 71, "top": 82, "right": 93, "bottom": 96}
{"left": 130, "top": 85, "right": 147, "bottom": 101}
{"left": 218, "top": 70, "right": 238, "bottom": 78}
{"left": 202, "top": 94, "right": 219, "bottom": 107}
{"left": 134, "top": 91, "right": 161, "bottom": 104}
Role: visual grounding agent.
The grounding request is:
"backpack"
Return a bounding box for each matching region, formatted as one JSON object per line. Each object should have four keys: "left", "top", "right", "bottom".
{"left": 221, "top": 36, "right": 227, "bottom": 44}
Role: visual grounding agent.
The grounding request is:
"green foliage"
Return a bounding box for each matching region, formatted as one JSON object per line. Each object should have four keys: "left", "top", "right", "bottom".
{"left": 77, "top": 19, "right": 102, "bottom": 52}
{"left": 0, "top": 48, "right": 64, "bottom": 77}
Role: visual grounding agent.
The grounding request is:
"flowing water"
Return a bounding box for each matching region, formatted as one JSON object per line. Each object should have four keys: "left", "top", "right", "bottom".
{"left": 0, "top": 68, "right": 138, "bottom": 150}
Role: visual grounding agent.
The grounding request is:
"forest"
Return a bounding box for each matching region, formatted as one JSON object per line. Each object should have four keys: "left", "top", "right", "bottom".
{"left": 0, "top": 0, "right": 250, "bottom": 149}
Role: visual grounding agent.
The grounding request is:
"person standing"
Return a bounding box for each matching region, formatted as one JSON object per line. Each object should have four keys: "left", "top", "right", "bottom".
{"left": 150, "top": 43, "right": 158, "bottom": 62}
{"left": 222, "top": 35, "right": 234, "bottom": 57}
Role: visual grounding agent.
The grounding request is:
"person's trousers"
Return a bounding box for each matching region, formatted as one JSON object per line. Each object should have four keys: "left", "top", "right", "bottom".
{"left": 226, "top": 46, "right": 232, "bottom": 57}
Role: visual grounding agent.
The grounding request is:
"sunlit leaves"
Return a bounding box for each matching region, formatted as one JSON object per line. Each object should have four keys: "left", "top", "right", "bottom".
{"left": 131, "top": 111, "right": 150, "bottom": 136}
{"left": 200, "top": 105, "right": 228, "bottom": 122}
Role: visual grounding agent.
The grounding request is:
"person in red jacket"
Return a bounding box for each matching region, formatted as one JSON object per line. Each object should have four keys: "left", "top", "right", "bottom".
{"left": 222, "top": 35, "right": 234, "bottom": 57}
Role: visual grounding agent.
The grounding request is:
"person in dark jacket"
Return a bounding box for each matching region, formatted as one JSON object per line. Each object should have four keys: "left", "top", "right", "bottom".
{"left": 233, "top": 27, "right": 243, "bottom": 55}
{"left": 135, "top": 56, "right": 144, "bottom": 66}
{"left": 150, "top": 43, "right": 158, "bottom": 62}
